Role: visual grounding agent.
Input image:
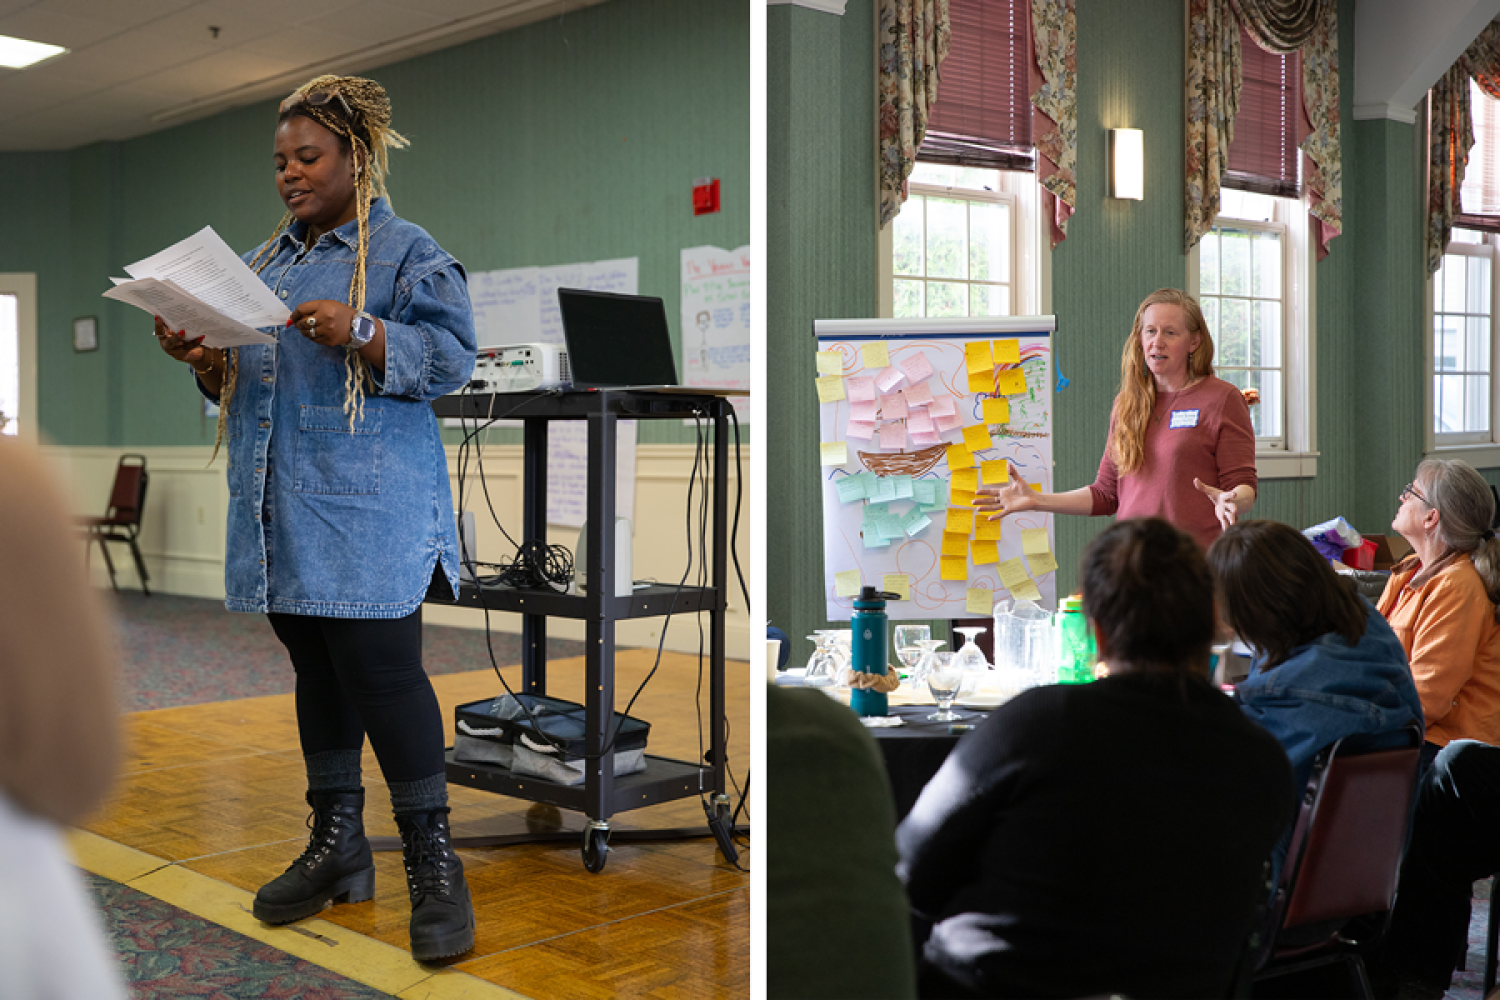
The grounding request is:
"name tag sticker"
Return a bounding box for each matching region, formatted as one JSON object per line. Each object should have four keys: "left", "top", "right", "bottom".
{"left": 1169, "top": 409, "right": 1200, "bottom": 429}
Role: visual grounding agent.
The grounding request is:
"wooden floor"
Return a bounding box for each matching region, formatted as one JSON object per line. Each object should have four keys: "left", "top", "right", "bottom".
{"left": 75, "top": 649, "right": 751, "bottom": 999}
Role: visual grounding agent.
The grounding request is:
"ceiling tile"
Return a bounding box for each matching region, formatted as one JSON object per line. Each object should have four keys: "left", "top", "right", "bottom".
{"left": 297, "top": 1, "right": 448, "bottom": 44}
{"left": 42, "top": 0, "right": 204, "bottom": 29}
{"left": 0, "top": 9, "right": 122, "bottom": 48}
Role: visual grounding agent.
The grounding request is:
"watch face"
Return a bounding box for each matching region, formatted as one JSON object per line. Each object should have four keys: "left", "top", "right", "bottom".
{"left": 352, "top": 314, "right": 374, "bottom": 345}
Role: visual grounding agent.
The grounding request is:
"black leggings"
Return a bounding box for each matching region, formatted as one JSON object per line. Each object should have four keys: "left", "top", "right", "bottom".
{"left": 268, "top": 610, "right": 444, "bottom": 784}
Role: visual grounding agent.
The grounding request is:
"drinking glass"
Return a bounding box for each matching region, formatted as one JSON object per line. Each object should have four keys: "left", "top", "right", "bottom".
{"left": 953, "top": 626, "right": 990, "bottom": 671}
{"left": 804, "top": 633, "right": 839, "bottom": 687}
{"left": 893, "top": 625, "right": 932, "bottom": 680}
{"left": 926, "top": 652, "right": 964, "bottom": 722}
{"left": 909, "top": 638, "right": 946, "bottom": 687}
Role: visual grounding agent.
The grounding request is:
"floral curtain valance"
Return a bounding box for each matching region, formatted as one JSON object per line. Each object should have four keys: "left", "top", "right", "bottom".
{"left": 878, "top": 0, "right": 952, "bottom": 228}
{"left": 1184, "top": 0, "right": 1341, "bottom": 257}
{"left": 1427, "top": 21, "right": 1500, "bottom": 273}
{"left": 1030, "top": 0, "right": 1077, "bottom": 247}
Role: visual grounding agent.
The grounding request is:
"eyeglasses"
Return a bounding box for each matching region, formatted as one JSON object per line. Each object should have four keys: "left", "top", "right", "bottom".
{"left": 279, "top": 87, "right": 353, "bottom": 119}
{"left": 1401, "top": 482, "right": 1433, "bottom": 507}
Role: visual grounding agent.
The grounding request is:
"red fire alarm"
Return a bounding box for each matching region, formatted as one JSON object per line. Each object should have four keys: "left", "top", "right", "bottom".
{"left": 692, "top": 177, "right": 721, "bottom": 216}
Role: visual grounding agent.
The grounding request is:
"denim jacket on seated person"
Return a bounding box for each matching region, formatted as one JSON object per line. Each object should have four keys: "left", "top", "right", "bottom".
{"left": 200, "top": 197, "right": 476, "bottom": 618}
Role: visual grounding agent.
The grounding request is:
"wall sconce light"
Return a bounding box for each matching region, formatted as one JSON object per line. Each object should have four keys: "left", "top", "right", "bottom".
{"left": 1108, "top": 128, "right": 1144, "bottom": 200}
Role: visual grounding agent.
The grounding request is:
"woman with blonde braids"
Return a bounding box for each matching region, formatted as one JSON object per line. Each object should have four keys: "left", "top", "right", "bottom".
{"left": 974, "top": 288, "right": 1257, "bottom": 552}
{"left": 152, "top": 75, "right": 478, "bottom": 961}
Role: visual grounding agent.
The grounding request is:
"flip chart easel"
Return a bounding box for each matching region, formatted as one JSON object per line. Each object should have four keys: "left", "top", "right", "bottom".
{"left": 814, "top": 316, "right": 1057, "bottom": 622}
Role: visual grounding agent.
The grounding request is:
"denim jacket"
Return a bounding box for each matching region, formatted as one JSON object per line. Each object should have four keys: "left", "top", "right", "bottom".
{"left": 1235, "top": 599, "right": 1423, "bottom": 795}
{"left": 204, "top": 198, "right": 476, "bottom": 618}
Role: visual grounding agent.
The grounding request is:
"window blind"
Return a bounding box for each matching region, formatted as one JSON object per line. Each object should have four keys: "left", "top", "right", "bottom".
{"left": 1458, "top": 78, "right": 1500, "bottom": 233}
{"left": 1225, "top": 27, "right": 1300, "bottom": 198}
{"left": 921, "top": 0, "right": 1033, "bottom": 170}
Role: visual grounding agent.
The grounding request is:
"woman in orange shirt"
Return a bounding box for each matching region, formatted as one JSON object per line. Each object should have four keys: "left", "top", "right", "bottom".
{"left": 1378, "top": 458, "right": 1500, "bottom": 764}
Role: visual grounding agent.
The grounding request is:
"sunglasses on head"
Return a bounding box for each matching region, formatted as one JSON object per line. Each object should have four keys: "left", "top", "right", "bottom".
{"left": 279, "top": 87, "right": 353, "bottom": 119}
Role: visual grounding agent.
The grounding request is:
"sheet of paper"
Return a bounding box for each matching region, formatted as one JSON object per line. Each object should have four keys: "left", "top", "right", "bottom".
{"left": 965, "top": 341, "right": 993, "bottom": 373}
{"left": 862, "top": 342, "right": 890, "bottom": 368}
{"left": 967, "top": 588, "right": 995, "bottom": 616}
{"left": 971, "top": 539, "right": 999, "bottom": 565}
{"left": 815, "top": 375, "right": 845, "bottom": 403}
{"left": 997, "top": 556, "right": 1030, "bottom": 590}
{"left": 1022, "top": 527, "right": 1052, "bottom": 556}
{"left": 122, "top": 226, "right": 289, "bottom": 328}
{"left": 996, "top": 369, "right": 1027, "bottom": 395}
{"left": 962, "top": 424, "right": 993, "bottom": 453}
{"left": 982, "top": 460, "right": 1009, "bottom": 485}
{"left": 834, "top": 569, "right": 862, "bottom": 597}
{"left": 847, "top": 376, "right": 876, "bottom": 402}
{"left": 941, "top": 556, "right": 968, "bottom": 582}
{"left": 993, "top": 338, "right": 1021, "bottom": 364}
{"left": 815, "top": 350, "right": 842, "bottom": 375}
{"left": 982, "top": 397, "right": 1011, "bottom": 425}
{"left": 1011, "top": 578, "right": 1044, "bottom": 602}
{"left": 946, "top": 443, "right": 974, "bottom": 470}
{"left": 900, "top": 352, "right": 934, "bottom": 383}
{"left": 104, "top": 278, "right": 278, "bottom": 348}
{"left": 883, "top": 574, "right": 912, "bottom": 601}
{"left": 820, "top": 441, "right": 847, "bottom": 466}
{"left": 874, "top": 367, "right": 906, "bottom": 393}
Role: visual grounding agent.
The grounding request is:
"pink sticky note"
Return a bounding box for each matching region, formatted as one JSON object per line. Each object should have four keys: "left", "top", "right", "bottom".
{"left": 900, "top": 352, "right": 935, "bottom": 383}
{"left": 880, "top": 421, "right": 907, "bottom": 450}
{"left": 847, "top": 377, "right": 877, "bottom": 402}
{"left": 882, "top": 392, "right": 909, "bottom": 421}
{"left": 850, "top": 399, "right": 877, "bottom": 422}
{"left": 904, "top": 382, "right": 934, "bottom": 408}
{"left": 910, "top": 430, "right": 941, "bottom": 446}
{"left": 846, "top": 419, "right": 876, "bottom": 440}
{"left": 907, "top": 409, "right": 934, "bottom": 434}
{"left": 874, "top": 366, "right": 906, "bottom": 393}
{"left": 930, "top": 394, "right": 957, "bottom": 418}
{"left": 935, "top": 410, "right": 964, "bottom": 433}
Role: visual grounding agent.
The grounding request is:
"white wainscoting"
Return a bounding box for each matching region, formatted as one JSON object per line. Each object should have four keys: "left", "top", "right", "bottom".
{"left": 45, "top": 443, "right": 751, "bottom": 659}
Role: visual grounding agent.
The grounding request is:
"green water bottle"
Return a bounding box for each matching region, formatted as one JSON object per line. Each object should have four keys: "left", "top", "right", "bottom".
{"left": 1055, "top": 595, "right": 1096, "bottom": 684}
{"left": 850, "top": 587, "right": 896, "bottom": 717}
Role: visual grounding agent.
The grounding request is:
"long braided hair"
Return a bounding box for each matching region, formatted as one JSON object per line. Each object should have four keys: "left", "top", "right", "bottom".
{"left": 211, "top": 75, "right": 409, "bottom": 461}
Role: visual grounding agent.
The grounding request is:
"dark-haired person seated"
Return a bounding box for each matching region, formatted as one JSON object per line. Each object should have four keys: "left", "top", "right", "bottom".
{"left": 896, "top": 518, "right": 1292, "bottom": 1000}
{"left": 1208, "top": 521, "right": 1423, "bottom": 838}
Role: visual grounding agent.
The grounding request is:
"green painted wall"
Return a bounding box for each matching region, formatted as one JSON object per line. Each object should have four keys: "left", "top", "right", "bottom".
{"left": 9, "top": 0, "right": 748, "bottom": 447}
{"left": 768, "top": 0, "right": 1433, "bottom": 661}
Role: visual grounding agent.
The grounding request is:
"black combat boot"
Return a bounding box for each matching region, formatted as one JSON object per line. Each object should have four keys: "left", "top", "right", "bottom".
{"left": 253, "top": 789, "right": 375, "bottom": 924}
{"left": 396, "top": 808, "right": 475, "bottom": 961}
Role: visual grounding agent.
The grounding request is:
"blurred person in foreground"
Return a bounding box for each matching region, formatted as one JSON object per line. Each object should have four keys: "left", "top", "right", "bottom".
{"left": 0, "top": 437, "right": 126, "bottom": 998}
{"left": 896, "top": 517, "right": 1292, "bottom": 999}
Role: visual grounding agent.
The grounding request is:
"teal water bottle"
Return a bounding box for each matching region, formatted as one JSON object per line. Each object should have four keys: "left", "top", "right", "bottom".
{"left": 1055, "top": 595, "right": 1096, "bottom": 684}
{"left": 850, "top": 587, "right": 896, "bottom": 717}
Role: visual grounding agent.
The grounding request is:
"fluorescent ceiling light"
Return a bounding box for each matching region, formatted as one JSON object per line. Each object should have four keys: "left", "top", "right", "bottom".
{"left": 0, "top": 35, "right": 67, "bottom": 70}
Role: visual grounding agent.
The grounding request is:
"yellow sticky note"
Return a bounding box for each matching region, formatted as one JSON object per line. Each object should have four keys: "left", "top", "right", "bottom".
{"left": 966, "top": 588, "right": 995, "bottom": 616}
{"left": 993, "top": 338, "right": 1021, "bottom": 364}
{"left": 971, "top": 539, "right": 1000, "bottom": 565}
{"left": 1022, "top": 527, "right": 1051, "bottom": 556}
{"left": 965, "top": 341, "right": 993, "bottom": 374}
{"left": 997, "top": 556, "right": 1029, "bottom": 590}
{"left": 968, "top": 369, "right": 993, "bottom": 393}
{"left": 952, "top": 468, "right": 979, "bottom": 493}
{"left": 820, "top": 441, "right": 848, "bottom": 466}
{"left": 816, "top": 375, "right": 845, "bottom": 403}
{"left": 981, "top": 460, "right": 1009, "bottom": 485}
{"left": 942, "top": 531, "right": 969, "bottom": 557}
{"left": 962, "top": 424, "right": 993, "bottom": 453}
{"left": 945, "top": 508, "right": 975, "bottom": 534}
{"left": 882, "top": 573, "right": 911, "bottom": 601}
{"left": 815, "top": 350, "right": 841, "bottom": 375}
{"left": 946, "top": 443, "right": 974, "bottom": 470}
{"left": 982, "top": 397, "right": 1011, "bottom": 425}
{"left": 941, "top": 556, "right": 969, "bottom": 581}
{"left": 1031, "top": 482, "right": 1043, "bottom": 493}
{"left": 862, "top": 342, "right": 890, "bottom": 368}
{"left": 834, "top": 569, "right": 862, "bottom": 597}
{"left": 1027, "top": 550, "right": 1059, "bottom": 576}
{"left": 952, "top": 489, "right": 977, "bottom": 508}
{"left": 975, "top": 517, "right": 1005, "bottom": 541}
{"left": 996, "top": 369, "right": 1026, "bottom": 395}
{"left": 1012, "top": 578, "right": 1044, "bottom": 602}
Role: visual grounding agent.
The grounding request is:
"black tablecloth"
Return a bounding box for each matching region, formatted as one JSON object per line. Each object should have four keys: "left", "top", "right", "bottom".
{"left": 868, "top": 703, "right": 991, "bottom": 820}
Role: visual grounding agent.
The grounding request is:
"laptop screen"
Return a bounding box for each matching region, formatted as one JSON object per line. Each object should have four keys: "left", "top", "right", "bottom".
{"left": 557, "top": 288, "right": 679, "bottom": 389}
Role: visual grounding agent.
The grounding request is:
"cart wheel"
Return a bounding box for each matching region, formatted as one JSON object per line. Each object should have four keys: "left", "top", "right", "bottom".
{"left": 582, "top": 823, "right": 610, "bottom": 873}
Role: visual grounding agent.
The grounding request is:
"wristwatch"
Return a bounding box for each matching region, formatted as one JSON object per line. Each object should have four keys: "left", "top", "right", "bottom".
{"left": 349, "top": 310, "right": 377, "bottom": 348}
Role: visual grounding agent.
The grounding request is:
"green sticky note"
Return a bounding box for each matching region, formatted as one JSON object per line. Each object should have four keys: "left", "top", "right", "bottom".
{"left": 914, "top": 479, "right": 937, "bottom": 506}
{"left": 901, "top": 509, "right": 932, "bottom": 537}
{"left": 835, "top": 476, "right": 866, "bottom": 503}
{"left": 893, "top": 475, "right": 914, "bottom": 499}
{"left": 870, "top": 477, "right": 897, "bottom": 503}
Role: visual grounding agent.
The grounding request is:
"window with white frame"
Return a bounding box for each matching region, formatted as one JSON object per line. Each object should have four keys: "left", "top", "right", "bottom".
{"left": 0, "top": 294, "right": 16, "bottom": 436}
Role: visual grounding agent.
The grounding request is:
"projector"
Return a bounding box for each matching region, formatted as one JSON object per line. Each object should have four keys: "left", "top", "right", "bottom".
{"left": 471, "top": 343, "right": 570, "bottom": 392}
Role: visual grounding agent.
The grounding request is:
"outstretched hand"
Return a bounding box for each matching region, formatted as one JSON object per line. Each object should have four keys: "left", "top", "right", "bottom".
{"left": 974, "top": 462, "right": 1038, "bottom": 520}
{"left": 1195, "top": 477, "right": 1241, "bottom": 531}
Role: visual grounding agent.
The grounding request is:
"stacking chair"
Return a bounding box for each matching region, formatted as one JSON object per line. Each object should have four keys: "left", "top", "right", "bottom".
{"left": 78, "top": 453, "right": 150, "bottom": 595}
{"left": 1242, "top": 725, "right": 1423, "bottom": 998}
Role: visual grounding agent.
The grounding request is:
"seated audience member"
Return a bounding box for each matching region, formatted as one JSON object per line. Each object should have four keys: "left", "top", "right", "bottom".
{"left": 1379, "top": 459, "right": 1500, "bottom": 767}
{"left": 767, "top": 683, "right": 916, "bottom": 999}
{"left": 1375, "top": 739, "right": 1500, "bottom": 999}
{"left": 896, "top": 518, "right": 1292, "bottom": 1000}
{"left": 1208, "top": 520, "right": 1423, "bottom": 796}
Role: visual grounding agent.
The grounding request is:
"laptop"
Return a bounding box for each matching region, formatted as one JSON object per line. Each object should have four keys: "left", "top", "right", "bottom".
{"left": 556, "top": 287, "right": 748, "bottom": 395}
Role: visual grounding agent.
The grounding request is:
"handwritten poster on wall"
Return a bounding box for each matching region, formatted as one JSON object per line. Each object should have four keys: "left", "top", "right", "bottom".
{"left": 814, "top": 317, "right": 1057, "bottom": 622}
{"left": 680, "top": 245, "right": 751, "bottom": 419}
{"left": 464, "top": 258, "right": 641, "bottom": 527}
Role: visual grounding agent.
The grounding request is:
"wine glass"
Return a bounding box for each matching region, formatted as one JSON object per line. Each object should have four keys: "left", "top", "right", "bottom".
{"left": 926, "top": 652, "right": 964, "bottom": 722}
{"left": 893, "top": 624, "right": 932, "bottom": 680}
{"left": 953, "top": 626, "right": 990, "bottom": 671}
{"left": 803, "top": 633, "right": 839, "bottom": 687}
{"left": 909, "top": 638, "right": 946, "bottom": 687}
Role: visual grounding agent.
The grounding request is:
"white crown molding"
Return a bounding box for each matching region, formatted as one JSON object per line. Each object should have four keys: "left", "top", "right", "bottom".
{"left": 1353, "top": 103, "right": 1420, "bottom": 124}
{"left": 766, "top": 0, "right": 847, "bottom": 14}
